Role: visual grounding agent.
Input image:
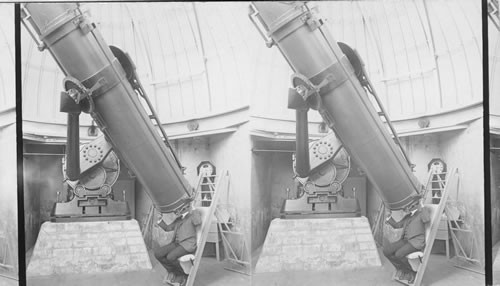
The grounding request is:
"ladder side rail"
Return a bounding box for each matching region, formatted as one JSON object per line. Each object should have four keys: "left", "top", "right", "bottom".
{"left": 422, "top": 169, "right": 434, "bottom": 202}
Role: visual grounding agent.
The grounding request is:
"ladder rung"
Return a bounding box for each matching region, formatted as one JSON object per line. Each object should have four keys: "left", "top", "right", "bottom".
{"left": 220, "top": 230, "right": 243, "bottom": 235}
{"left": 450, "top": 228, "right": 472, "bottom": 233}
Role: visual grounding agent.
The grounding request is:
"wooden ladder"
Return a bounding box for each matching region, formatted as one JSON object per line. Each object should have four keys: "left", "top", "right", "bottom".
{"left": 195, "top": 173, "right": 217, "bottom": 207}
{"left": 423, "top": 168, "right": 447, "bottom": 204}
{"left": 185, "top": 170, "right": 228, "bottom": 286}
{"left": 422, "top": 168, "right": 452, "bottom": 259}
{"left": 423, "top": 167, "right": 482, "bottom": 273}
{"left": 192, "top": 171, "right": 251, "bottom": 275}
{"left": 408, "top": 168, "right": 459, "bottom": 286}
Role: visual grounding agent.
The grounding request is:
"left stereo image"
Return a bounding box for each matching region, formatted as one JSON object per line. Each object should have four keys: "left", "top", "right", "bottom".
{"left": 0, "top": 3, "right": 19, "bottom": 286}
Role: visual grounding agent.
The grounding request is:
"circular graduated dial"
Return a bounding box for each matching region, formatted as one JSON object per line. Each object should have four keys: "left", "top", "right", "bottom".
{"left": 309, "top": 142, "right": 350, "bottom": 192}
{"left": 292, "top": 131, "right": 351, "bottom": 195}
{"left": 63, "top": 144, "right": 120, "bottom": 195}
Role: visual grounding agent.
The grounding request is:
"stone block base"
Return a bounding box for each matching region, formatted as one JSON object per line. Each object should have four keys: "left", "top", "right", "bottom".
{"left": 255, "top": 217, "right": 381, "bottom": 273}
{"left": 27, "top": 220, "right": 152, "bottom": 276}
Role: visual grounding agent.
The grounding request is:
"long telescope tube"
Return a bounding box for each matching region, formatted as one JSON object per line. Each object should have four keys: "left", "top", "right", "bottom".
{"left": 250, "top": 2, "right": 422, "bottom": 210}
{"left": 22, "top": 3, "right": 192, "bottom": 213}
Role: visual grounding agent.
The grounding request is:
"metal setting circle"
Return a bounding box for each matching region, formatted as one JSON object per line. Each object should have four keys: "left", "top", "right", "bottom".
{"left": 83, "top": 144, "right": 105, "bottom": 164}
{"left": 311, "top": 140, "right": 335, "bottom": 160}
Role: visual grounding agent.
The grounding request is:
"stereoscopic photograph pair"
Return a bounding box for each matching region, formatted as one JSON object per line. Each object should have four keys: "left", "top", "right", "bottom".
{"left": 0, "top": 1, "right": 498, "bottom": 286}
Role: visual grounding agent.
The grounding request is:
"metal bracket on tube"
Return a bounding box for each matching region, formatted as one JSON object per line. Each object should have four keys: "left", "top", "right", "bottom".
{"left": 248, "top": 4, "right": 275, "bottom": 48}
{"left": 291, "top": 73, "right": 318, "bottom": 101}
{"left": 20, "top": 7, "right": 47, "bottom": 51}
{"left": 291, "top": 72, "right": 334, "bottom": 111}
{"left": 72, "top": 4, "right": 95, "bottom": 35}
{"left": 63, "top": 77, "right": 89, "bottom": 103}
{"left": 87, "top": 77, "right": 108, "bottom": 95}
{"left": 300, "top": 10, "right": 324, "bottom": 31}
{"left": 74, "top": 16, "right": 96, "bottom": 35}
{"left": 62, "top": 76, "right": 105, "bottom": 115}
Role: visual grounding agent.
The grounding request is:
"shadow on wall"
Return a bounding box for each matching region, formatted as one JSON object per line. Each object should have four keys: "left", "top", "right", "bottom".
{"left": 0, "top": 125, "right": 17, "bottom": 275}
{"left": 439, "top": 120, "right": 484, "bottom": 266}
{"left": 491, "top": 142, "right": 500, "bottom": 246}
{"left": 23, "top": 153, "right": 64, "bottom": 251}
{"left": 250, "top": 149, "right": 273, "bottom": 252}
{"left": 0, "top": 206, "right": 17, "bottom": 274}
